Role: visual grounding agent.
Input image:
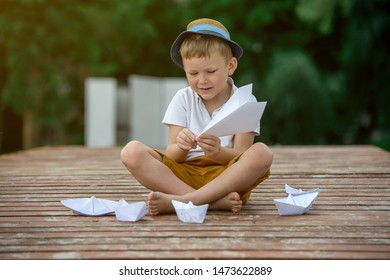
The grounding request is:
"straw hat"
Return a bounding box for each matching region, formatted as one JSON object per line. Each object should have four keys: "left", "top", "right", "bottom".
{"left": 170, "top": 18, "right": 243, "bottom": 68}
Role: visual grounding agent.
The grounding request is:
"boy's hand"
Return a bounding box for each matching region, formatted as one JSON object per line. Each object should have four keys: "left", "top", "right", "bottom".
{"left": 177, "top": 128, "right": 197, "bottom": 151}
{"left": 197, "top": 134, "right": 221, "bottom": 157}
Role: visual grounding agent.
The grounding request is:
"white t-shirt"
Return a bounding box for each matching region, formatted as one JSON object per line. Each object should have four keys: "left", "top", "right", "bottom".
{"left": 162, "top": 78, "right": 260, "bottom": 160}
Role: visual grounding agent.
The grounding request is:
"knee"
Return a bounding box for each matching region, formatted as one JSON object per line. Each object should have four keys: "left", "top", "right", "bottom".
{"left": 248, "top": 142, "right": 273, "bottom": 171}
{"left": 120, "top": 140, "right": 146, "bottom": 170}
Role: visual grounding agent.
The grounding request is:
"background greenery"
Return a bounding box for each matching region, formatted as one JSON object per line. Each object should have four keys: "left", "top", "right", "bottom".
{"left": 1, "top": 0, "right": 389, "bottom": 153}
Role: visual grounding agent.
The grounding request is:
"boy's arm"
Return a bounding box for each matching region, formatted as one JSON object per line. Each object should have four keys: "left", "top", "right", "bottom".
{"left": 197, "top": 132, "right": 255, "bottom": 165}
{"left": 165, "top": 125, "right": 196, "bottom": 163}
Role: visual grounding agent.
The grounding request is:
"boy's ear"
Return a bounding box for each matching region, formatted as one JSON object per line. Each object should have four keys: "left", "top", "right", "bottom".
{"left": 228, "top": 57, "right": 238, "bottom": 76}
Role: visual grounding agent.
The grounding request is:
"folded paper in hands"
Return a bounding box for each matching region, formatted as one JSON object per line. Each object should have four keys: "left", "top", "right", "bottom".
{"left": 198, "top": 84, "right": 267, "bottom": 137}
{"left": 274, "top": 184, "right": 320, "bottom": 216}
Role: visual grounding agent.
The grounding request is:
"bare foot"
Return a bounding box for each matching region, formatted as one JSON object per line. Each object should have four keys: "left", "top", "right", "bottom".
{"left": 147, "top": 191, "right": 176, "bottom": 215}
{"left": 147, "top": 191, "right": 243, "bottom": 216}
{"left": 209, "top": 192, "right": 243, "bottom": 213}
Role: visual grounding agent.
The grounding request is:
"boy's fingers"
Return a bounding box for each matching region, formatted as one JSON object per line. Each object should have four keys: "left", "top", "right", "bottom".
{"left": 185, "top": 130, "right": 196, "bottom": 142}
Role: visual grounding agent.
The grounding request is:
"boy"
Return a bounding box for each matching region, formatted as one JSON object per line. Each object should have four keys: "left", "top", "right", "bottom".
{"left": 120, "top": 18, "right": 273, "bottom": 215}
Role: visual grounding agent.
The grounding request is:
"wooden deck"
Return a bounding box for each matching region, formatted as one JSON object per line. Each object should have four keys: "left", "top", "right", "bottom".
{"left": 0, "top": 145, "right": 389, "bottom": 259}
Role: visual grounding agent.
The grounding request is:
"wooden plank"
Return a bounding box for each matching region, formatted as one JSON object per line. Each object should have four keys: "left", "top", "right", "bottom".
{"left": 0, "top": 145, "right": 389, "bottom": 260}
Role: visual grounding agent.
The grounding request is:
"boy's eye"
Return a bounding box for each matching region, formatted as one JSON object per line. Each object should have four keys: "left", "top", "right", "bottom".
{"left": 207, "top": 70, "right": 217, "bottom": 73}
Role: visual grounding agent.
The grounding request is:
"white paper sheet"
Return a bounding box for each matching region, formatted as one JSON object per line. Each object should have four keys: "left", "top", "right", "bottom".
{"left": 171, "top": 200, "right": 209, "bottom": 224}
{"left": 198, "top": 84, "right": 267, "bottom": 137}
{"left": 274, "top": 184, "right": 320, "bottom": 216}
{"left": 61, "top": 196, "right": 118, "bottom": 216}
{"left": 114, "top": 199, "right": 148, "bottom": 222}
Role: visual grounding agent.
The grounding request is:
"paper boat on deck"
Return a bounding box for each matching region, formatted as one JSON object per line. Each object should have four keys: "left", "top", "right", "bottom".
{"left": 274, "top": 184, "right": 320, "bottom": 216}
{"left": 172, "top": 200, "right": 209, "bottom": 224}
{"left": 114, "top": 199, "right": 148, "bottom": 222}
{"left": 61, "top": 196, "right": 117, "bottom": 216}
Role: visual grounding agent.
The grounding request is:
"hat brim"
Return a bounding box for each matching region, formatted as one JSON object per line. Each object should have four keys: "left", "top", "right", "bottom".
{"left": 170, "top": 30, "right": 243, "bottom": 68}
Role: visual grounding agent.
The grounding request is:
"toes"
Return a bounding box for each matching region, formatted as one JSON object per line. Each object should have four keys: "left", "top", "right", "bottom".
{"left": 231, "top": 201, "right": 242, "bottom": 213}
{"left": 148, "top": 209, "right": 159, "bottom": 216}
{"left": 147, "top": 192, "right": 159, "bottom": 215}
{"left": 147, "top": 203, "right": 159, "bottom": 216}
{"left": 230, "top": 193, "right": 243, "bottom": 213}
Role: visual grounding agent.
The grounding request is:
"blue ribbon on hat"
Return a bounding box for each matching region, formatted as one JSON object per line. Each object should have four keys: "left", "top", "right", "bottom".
{"left": 188, "top": 24, "right": 230, "bottom": 40}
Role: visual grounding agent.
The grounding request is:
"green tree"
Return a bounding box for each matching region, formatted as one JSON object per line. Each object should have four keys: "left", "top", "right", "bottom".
{"left": 0, "top": 0, "right": 114, "bottom": 148}
{"left": 0, "top": 0, "right": 182, "bottom": 150}
{"left": 341, "top": 0, "right": 390, "bottom": 149}
{"left": 296, "top": 0, "right": 390, "bottom": 149}
{"left": 262, "top": 50, "right": 332, "bottom": 144}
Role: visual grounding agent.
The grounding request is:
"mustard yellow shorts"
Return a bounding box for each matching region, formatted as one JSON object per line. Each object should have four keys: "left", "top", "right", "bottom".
{"left": 154, "top": 150, "right": 270, "bottom": 204}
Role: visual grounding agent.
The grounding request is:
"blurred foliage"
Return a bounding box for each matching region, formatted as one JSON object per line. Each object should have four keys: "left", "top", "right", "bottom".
{"left": 0, "top": 0, "right": 389, "bottom": 152}
{"left": 341, "top": 0, "right": 390, "bottom": 150}
{"left": 262, "top": 50, "right": 333, "bottom": 144}
{"left": 295, "top": 0, "right": 353, "bottom": 34}
{"left": 0, "top": 0, "right": 183, "bottom": 149}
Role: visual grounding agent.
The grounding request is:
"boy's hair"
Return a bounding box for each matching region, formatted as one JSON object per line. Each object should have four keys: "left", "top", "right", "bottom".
{"left": 179, "top": 34, "right": 233, "bottom": 64}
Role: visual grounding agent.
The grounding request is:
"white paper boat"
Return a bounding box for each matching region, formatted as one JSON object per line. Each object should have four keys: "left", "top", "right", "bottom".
{"left": 274, "top": 184, "right": 320, "bottom": 216}
{"left": 172, "top": 200, "right": 209, "bottom": 224}
{"left": 61, "top": 196, "right": 117, "bottom": 216}
{"left": 114, "top": 199, "right": 148, "bottom": 222}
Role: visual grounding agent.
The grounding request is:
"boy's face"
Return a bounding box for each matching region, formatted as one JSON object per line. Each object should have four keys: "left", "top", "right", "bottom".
{"left": 183, "top": 51, "right": 237, "bottom": 102}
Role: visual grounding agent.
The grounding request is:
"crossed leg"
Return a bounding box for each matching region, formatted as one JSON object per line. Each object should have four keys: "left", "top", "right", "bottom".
{"left": 120, "top": 141, "right": 272, "bottom": 215}
{"left": 147, "top": 191, "right": 243, "bottom": 215}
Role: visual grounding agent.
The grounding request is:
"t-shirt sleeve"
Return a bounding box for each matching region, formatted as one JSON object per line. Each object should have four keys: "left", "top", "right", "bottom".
{"left": 162, "top": 89, "right": 187, "bottom": 128}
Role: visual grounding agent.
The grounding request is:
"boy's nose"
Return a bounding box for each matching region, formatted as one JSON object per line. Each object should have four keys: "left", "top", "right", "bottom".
{"left": 198, "top": 74, "right": 208, "bottom": 84}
